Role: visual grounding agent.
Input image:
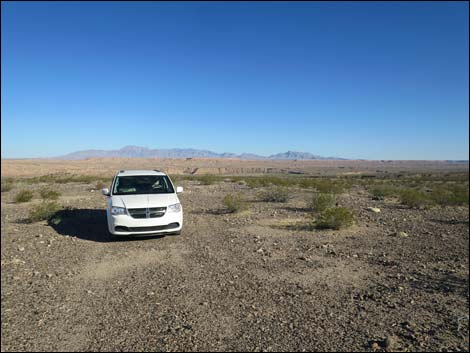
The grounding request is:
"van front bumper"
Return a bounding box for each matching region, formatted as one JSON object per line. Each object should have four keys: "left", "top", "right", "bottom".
{"left": 107, "top": 209, "right": 183, "bottom": 236}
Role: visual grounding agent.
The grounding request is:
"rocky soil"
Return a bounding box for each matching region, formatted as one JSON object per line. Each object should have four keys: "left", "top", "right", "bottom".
{"left": 1, "top": 179, "right": 469, "bottom": 351}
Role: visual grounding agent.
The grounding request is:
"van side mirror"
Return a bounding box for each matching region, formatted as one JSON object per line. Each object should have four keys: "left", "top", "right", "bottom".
{"left": 102, "top": 188, "right": 110, "bottom": 196}
{"left": 176, "top": 186, "right": 184, "bottom": 193}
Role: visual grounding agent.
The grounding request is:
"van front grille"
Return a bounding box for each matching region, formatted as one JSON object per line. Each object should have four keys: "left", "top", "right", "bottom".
{"left": 127, "top": 207, "right": 166, "bottom": 219}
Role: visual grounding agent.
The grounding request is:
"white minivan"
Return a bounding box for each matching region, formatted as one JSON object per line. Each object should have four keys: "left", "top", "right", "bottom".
{"left": 102, "top": 170, "right": 183, "bottom": 237}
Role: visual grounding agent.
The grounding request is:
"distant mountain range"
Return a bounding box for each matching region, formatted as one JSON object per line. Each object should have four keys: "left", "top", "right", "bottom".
{"left": 56, "top": 146, "right": 347, "bottom": 161}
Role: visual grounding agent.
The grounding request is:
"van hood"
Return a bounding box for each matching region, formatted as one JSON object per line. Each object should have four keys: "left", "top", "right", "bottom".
{"left": 111, "top": 194, "right": 179, "bottom": 209}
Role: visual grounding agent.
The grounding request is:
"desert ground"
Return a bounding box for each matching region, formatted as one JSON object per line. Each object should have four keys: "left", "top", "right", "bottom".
{"left": 1, "top": 158, "right": 469, "bottom": 352}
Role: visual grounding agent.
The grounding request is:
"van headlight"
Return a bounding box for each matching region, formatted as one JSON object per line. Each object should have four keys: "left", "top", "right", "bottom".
{"left": 167, "top": 203, "right": 181, "bottom": 213}
{"left": 111, "top": 206, "right": 126, "bottom": 215}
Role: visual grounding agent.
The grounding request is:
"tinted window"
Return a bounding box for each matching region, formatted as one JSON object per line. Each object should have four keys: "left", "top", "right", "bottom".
{"left": 112, "top": 175, "right": 175, "bottom": 195}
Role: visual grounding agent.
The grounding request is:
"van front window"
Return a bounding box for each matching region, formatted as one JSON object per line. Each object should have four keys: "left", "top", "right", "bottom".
{"left": 112, "top": 176, "right": 175, "bottom": 195}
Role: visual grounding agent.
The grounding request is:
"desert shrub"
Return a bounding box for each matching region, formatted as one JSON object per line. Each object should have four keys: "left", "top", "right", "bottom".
{"left": 429, "top": 185, "right": 469, "bottom": 206}
{"left": 315, "top": 207, "right": 354, "bottom": 230}
{"left": 313, "top": 180, "right": 346, "bottom": 194}
{"left": 258, "top": 187, "right": 290, "bottom": 203}
{"left": 1, "top": 180, "right": 13, "bottom": 192}
{"left": 399, "top": 189, "right": 433, "bottom": 208}
{"left": 243, "top": 176, "right": 290, "bottom": 188}
{"left": 24, "top": 174, "right": 110, "bottom": 185}
{"left": 369, "top": 185, "right": 401, "bottom": 200}
{"left": 39, "top": 188, "right": 61, "bottom": 200}
{"left": 27, "top": 202, "right": 61, "bottom": 223}
{"left": 198, "top": 175, "right": 219, "bottom": 185}
{"left": 14, "top": 190, "right": 33, "bottom": 203}
{"left": 297, "top": 178, "right": 349, "bottom": 193}
{"left": 309, "top": 193, "right": 336, "bottom": 213}
{"left": 223, "top": 193, "right": 247, "bottom": 213}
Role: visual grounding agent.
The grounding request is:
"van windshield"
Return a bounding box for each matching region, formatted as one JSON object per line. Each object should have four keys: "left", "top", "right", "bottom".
{"left": 112, "top": 175, "right": 175, "bottom": 195}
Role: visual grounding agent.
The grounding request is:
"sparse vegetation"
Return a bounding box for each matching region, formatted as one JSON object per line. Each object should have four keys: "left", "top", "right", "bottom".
{"left": 1, "top": 159, "right": 468, "bottom": 351}
{"left": 309, "top": 193, "right": 336, "bottom": 213}
{"left": 229, "top": 175, "right": 350, "bottom": 193}
{"left": 14, "top": 190, "right": 34, "bottom": 203}
{"left": 27, "top": 202, "right": 61, "bottom": 223}
{"left": 198, "top": 175, "right": 219, "bottom": 185}
{"left": 369, "top": 185, "right": 402, "bottom": 200}
{"left": 223, "top": 193, "right": 247, "bottom": 213}
{"left": 399, "top": 189, "right": 433, "bottom": 209}
{"left": 1, "top": 179, "right": 14, "bottom": 192}
{"left": 299, "top": 178, "right": 347, "bottom": 193}
{"left": 39, "top": 188, "right": 61, "bottom": 200}
{"left": 258, "top": 187, "right": 290, "bottom": 203}
{"left": 23, "top": 174, "right": 110, "bottom": 185}
{"left": 314, "top": 207, "right": 355, "bottom": 230}
{"left": 429, "top": 185, "right": 469, "bottom": 206}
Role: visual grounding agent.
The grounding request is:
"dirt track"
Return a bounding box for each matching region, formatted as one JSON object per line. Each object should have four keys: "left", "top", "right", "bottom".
{"left": 1, "top": 177, "right": 469, "bottom": 351}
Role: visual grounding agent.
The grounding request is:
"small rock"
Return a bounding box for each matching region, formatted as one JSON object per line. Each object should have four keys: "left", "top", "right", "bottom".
{"left": 371, "top": 342, "right": 380, "bottom": 351}
{"left": 17, "top": 247, "right": 25, "bottom": 252}
{"left": 367, "top": 207, "right": 381, "bottom": 213}
{"left": 46, "top": 274, "right": 53, "bottom": 279}
{"left": 147, "top": 291, "right": 155, "bottom": 296}
{"left": 390, "top": 231, "right": 409, "bottom": 238}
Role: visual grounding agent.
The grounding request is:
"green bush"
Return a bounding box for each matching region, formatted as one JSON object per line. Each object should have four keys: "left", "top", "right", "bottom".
{"left": 399, "top": 189, "right": 432, "bottom": 208}
{"left": 258, "top": 187, "right": 290, "bottom": 203}
{"left": 14, "top": 190, "right": 34, "bottom": 203}
{"left": 315, "top": 207, "right": 354, "bottom": 230}
{"left": 39, "top": 188, "right": 61, "bottom": 200}
{"left": 1, "top": 181, "right": 13, "bottom": 192}
{"left": 27, "top": 202, "right": 61, "bottom": 223}
{"left": 369, "top": 185, "right": 401, "bottom": 200}
{"left": 223, "top": 193, "right": 247, "bottom": 213}
{"left": 309, "top": 193, "right": 336, "bottom": 213}
{"left": 429, "top": 185, "right": 469, "bottom": 206}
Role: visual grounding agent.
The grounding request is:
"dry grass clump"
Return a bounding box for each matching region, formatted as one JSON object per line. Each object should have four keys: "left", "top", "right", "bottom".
{"left": 314, "top": 207, "right": 355, "bottom": 230}
{"left": 39, "top": 188, "right": 61, "bottom": 200}
{"left": 27, "top": 202, "right": 61, "bottom": 223}
{"left": 14, "top": 190, "right": 33, "bottom": 203}
{"left": 309, "top": 193, "right": 336, "bottom": 213}
{"left": 223, "top": 193, "right": 247, "bottom": 213}
{"left": 258, "top": 187, "right": 290, "bottom": 203}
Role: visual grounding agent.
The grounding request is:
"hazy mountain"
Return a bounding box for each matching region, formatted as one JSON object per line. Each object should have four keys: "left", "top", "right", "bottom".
{"left": 269, "top": 151, "right": 335, "bottom": 160}
{"left": 56, "top": 146, "right": 345, "bottom": 160}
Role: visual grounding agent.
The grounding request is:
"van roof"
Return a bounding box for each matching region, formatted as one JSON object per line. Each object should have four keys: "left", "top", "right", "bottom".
{"left": 116, "top": 170, "right": 167, "bottom": 177}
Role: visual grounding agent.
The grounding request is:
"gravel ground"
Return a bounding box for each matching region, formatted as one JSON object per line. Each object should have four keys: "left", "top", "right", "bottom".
{"left": 1, "top": 179, "right": 469, "bottom": 351}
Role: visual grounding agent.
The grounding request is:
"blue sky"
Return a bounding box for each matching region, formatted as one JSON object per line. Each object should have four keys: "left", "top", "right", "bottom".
{"left": 1, "top": 1, "right": 468, "bottom": 160}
